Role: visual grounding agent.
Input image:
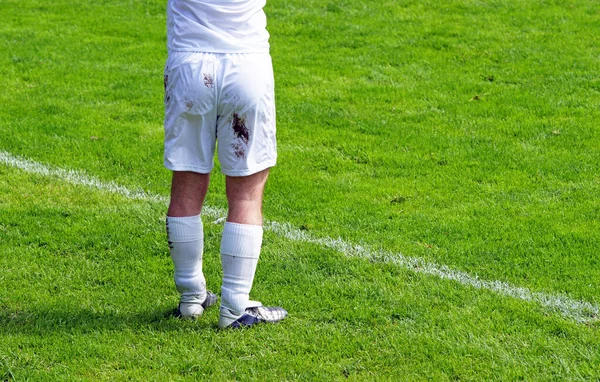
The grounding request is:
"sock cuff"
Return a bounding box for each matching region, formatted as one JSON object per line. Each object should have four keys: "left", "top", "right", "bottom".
{"left": 166, "top": 215, "right": 203, "bottom": 242}
{"left": 221, "top": 222, "right": 263, "bottom": 258}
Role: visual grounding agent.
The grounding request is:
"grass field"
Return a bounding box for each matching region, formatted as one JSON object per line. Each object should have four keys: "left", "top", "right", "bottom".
{"left": 1, "top": 0, "right": 599, "bottom": 380}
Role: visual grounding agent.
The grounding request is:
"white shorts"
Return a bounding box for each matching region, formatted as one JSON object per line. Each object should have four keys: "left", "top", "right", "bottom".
{"left": 164, "top": 52, "right": 277, "bottom": 176}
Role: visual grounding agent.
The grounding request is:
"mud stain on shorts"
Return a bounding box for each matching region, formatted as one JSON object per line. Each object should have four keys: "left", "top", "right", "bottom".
{"left": 164, "top": 74, "right": 170, "bottom": 104}
{"left": 203, "top": 73, "right": 214, "bottom": 88}
{"left": 231, "top": 142, "right": 245, "bottom": 159}
{"left": 185, "top": 100, "right": 193, "bottom": 110}
{"left": 232, "top": 113, "right": 249, "bottom": 144}
{"left": 231, "top": 112, "right": 250, "bottom": 159}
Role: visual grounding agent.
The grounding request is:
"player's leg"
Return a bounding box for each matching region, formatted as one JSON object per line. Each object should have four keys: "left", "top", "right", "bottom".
{"left": 167, "top": 171, "right": 210, "bottom": 218}
{"left": 219, "top": 169, "right": 267, "bottom": 317}
{"left": 215, "top": 53, "right": 286, "bottom": 328}
{"left": 166, "top": 172, "right": 218, "bottom": 318}
{"left": 218, "top": 170, "right": 287, "bottom": 328}
{"left": 225, "top": 168, "right": 269, "bottom": 225}
{"left": 164, "top": 52, "right": 219, "bottom": 318}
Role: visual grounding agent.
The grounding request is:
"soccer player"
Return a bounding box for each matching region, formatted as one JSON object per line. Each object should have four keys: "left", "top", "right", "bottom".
{"left": 163, "top": 0, "right": 287, "bottom": 328}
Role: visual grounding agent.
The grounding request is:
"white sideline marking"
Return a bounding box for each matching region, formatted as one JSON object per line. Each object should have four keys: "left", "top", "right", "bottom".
{"left": 0, "top": 151, "right": 226, "bottom": 218}
{"left": 1, "top": 150, "right": 598, "bottom": 324}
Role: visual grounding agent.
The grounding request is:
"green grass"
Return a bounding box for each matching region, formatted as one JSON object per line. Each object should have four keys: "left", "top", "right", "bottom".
{"left": 1, "top": 0, "right": 599, "bottom": 379}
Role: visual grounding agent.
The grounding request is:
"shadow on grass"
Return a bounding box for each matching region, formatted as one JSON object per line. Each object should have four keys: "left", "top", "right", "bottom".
{"left": 0, "top": 305, "right": 222, "bottom": 334}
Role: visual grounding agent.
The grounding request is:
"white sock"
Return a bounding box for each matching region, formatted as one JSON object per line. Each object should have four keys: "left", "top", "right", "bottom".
{"left": 220, "top": 222, "right": 263, "bottom": 315}
{"left": 166, "top": 215, "right": 206, "bottom": 304}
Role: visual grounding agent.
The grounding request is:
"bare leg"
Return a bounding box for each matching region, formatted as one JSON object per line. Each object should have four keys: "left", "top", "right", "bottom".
{"left": 225, "top": 168, "right": 269, "bottom": 225}
{"left": 168, "top": 171, "right": 211, "bottom": 217}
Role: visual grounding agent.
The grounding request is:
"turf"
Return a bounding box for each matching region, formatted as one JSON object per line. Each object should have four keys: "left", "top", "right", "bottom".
{"left": 1, "top": 0, "right": 599, "bottom": 380}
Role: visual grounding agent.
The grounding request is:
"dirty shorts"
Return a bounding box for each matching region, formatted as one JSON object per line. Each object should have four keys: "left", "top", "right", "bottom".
{"left": 164, "top": 52, "right": 277, "bottom": 176}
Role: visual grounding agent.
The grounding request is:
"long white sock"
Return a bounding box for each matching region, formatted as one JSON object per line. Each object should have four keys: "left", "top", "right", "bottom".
{"left": 220, "top": 222, "right": 263, "bottom": 315}
{"left": 166, "top": 215, "right": 206, "bottom": 304}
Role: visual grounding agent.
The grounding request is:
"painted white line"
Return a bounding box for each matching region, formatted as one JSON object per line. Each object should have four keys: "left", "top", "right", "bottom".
{"left": 0, "top": 150, "right": 225, "bottom": 218}
{"left": 267, "top": 221, "right": 599, "bottom": 324}
{"left": 1, "top": 150, "right": 598, "bottom": 324}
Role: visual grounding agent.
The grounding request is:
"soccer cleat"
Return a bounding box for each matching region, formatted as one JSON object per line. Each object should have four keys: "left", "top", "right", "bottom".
{"left": 176, "top": 291, "right": 218, "bottom": 319}
{"left": 218, "top": 305, "right": 288, "bottom": 329}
